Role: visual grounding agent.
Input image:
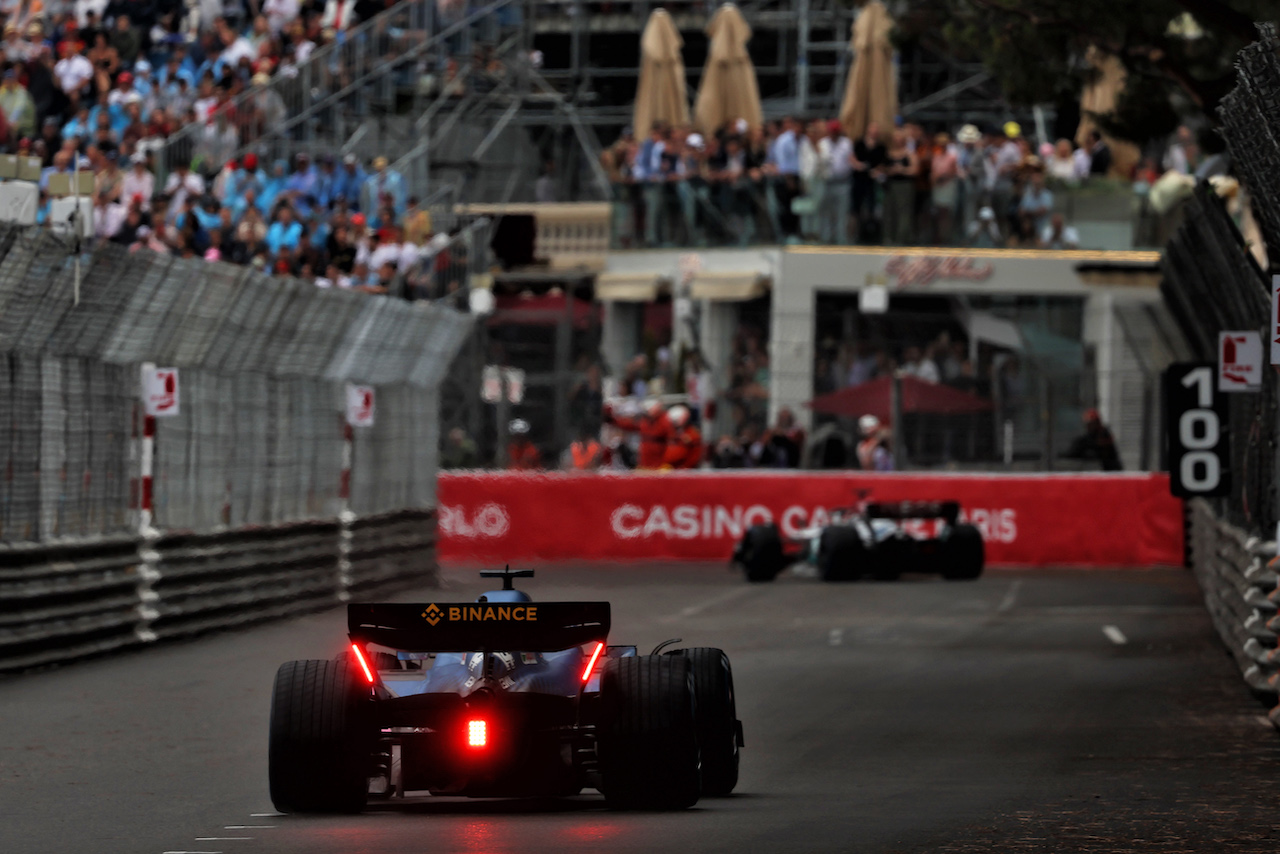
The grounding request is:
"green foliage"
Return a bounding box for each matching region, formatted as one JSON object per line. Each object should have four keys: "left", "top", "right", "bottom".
{"left": 901, "top": 0, "right": 1278, "bottom": 128}
{"left": 1092, "top": 72, "right": 1181, "bottom": 146}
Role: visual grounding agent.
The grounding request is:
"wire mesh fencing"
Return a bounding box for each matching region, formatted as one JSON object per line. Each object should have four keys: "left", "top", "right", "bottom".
{"left": 0, "top": 226, "right": 472, "bottom": 544}
{"left": 1157, "top": 27, "right": 1280, "bottom": 536}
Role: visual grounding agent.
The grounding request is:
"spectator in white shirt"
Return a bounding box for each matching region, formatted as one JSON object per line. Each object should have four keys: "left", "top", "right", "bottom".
{"left": 816, "top": 120, "right": 852, "bottom": 244}
{"left": 93, "top": 195, "right": 126, "bottom": 238}
{"left": 369, "top": 225, "right": 405, "bottom": 271}
{"left": 162, "top": 162, "right": 205, "bottom": 222}
{"left": 54, "top": 42, "right": 93, "bottom": 106}
{"left": 901, "top": 345, "right": 940, "bottom": 383}
{"left": 1162, "top": 125, "right": 1196, "bottom": 175}
{"left": 1039, "top": 214, "right": 1080, "bottom": 250}
{"left": 120, "top": 152, "right": 154, "bottom": 211}
{"left": 262, "top": 0, "right": 299, "bottom": 36}
{"left": 397, "top": 239, "right": 423, "bottom": 274}
{"left": 1071, "top": 145, "right": 1091, "bottom": 181}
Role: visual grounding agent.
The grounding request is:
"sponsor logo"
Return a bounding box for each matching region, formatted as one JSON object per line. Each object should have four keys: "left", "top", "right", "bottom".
{"left": 439, "top": 503, "right": 510, "bottom": 538}
{"left": 957, "top": 508, "right": 1018, "bottom": 544}
{"left": 608, "top": 503, "right": 1018, "bottom": 544}
{"left": 421, "top": 604, "right": 539, "bottom": 624}
{"left": 611, "top": 504, "right": 774, "bottom": 540}
{"left": 885, "top": 255, "right": 994, "bottom": 288}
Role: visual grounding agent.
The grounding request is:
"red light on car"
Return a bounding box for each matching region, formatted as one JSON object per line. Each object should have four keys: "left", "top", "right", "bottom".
{"left": 467, "top": 719, "right": 488, "bottom": 748}
{"left": 351, "top": 643, "right": 376, "bottom": 684}
{"left": 581, "top": 642, "right": 605, "bottom": 683}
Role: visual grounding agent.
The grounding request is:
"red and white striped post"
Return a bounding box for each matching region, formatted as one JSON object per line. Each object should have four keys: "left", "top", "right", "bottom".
{"left": 139, "top": 413, "right": 156, "bottom": 533}
{"left": 134, "top": 363, "right": 163, "bottom": 645}
{"left": 339, "top": 422, "right": 354, "bottom": 511}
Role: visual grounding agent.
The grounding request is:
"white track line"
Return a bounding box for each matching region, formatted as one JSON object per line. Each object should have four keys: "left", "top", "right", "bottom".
{"left": 195, "top": 839, "right": 250, "bottom": 842}
{"left": 676, "top": 587, "right": 753, "bottom": 619}
{"left": 250, "top": 813, "right": 283, "bottom": 817}
{"left": 828, "top": 628, "right": 844, "bottom": 646}
{"left": 997, "top": 580, "right": 1023, "bottom": 614}
{"left": 1102, "top": 625, "right": 1128, "bottom": 645}
{"left": 164, "top": 850, "right": 221, "bottom": 853}
{"left": 225, "top": 826, "right": 275, "bottom": 829}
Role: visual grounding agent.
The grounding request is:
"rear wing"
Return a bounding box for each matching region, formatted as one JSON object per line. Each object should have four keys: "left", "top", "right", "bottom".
{"left": 348, "top": 601, "right": 610, "bottom": 653}
{"left": 864, "top": 501, "right": 960, "bottom": 525}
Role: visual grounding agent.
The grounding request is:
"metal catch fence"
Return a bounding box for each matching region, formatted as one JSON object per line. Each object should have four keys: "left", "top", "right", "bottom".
{"left": 0, "top": 225, "right": 471, "bottom": 669}
{"left": 0, "top": 227, "right": 471, "bottom": 541}
{"left": 1161, "top": 22, "right": 1279, "bottom": 535}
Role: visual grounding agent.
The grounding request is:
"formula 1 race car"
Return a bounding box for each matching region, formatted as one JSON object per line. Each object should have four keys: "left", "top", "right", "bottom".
{"left": 268, "top": 568, "right": 742, "bottom": 812}
{"left": 733, "top": 500, "right": 984, "bottom": 583}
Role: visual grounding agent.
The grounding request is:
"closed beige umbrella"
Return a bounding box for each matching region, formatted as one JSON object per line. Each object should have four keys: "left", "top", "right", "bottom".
{"left": 838, "top": 0, "right": 897, "bottom": 140}
{"left": 1075, "top": 46, "right": 1140, "bottom": 179}
{"left": 633, "top": 10, "right": 690, "bottom": 138}
{"left": 693, "top": 4, "right": 763, "bottom": 135}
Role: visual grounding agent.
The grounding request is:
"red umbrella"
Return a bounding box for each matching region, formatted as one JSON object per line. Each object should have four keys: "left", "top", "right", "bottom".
{"left": 807, "top": 375, "right": 993, "bottom": 422}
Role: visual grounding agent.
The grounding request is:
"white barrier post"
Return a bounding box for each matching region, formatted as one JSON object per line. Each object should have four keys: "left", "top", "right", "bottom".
{"left": 337, "top": 421, "right": 355, "bottom": 602}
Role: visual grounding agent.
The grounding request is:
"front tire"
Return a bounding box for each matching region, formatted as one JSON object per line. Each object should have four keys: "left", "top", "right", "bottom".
{"left": 675, "top": 647, "right": 741, "bottom": 796}
{"left": 269, "top": 658, "right": 372, "bottom": 813}
{"left": 598, "top": 655, "right": 701, "bottom": 809}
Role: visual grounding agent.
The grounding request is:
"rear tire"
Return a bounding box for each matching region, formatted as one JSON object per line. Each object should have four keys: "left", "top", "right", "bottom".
{"left": 817, "top": 526, "right": 866, "bottom": 581}
{"left": 941, "top": 524, "right": 984, "bottom": 580}
{"left": 269, "top": 658, "right": 372, "bottom": 813}
{"left": 737, "top": 524, "right": 787, "bottom": 582}
{"left": 598, "top": 655, "right": 701, "bottom": 809}
{"left": 675, "top": 647, "right": 740, "bottom": 796}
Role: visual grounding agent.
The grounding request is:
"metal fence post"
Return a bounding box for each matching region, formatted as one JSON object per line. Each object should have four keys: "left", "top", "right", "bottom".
{"left": 890, "top": 371, "right": 906, "bottom": 470}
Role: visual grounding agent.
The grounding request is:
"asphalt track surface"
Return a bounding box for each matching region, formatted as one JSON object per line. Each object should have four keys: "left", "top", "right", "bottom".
{"left": 3, "top": 563, "right": 1280, "bottom": 854}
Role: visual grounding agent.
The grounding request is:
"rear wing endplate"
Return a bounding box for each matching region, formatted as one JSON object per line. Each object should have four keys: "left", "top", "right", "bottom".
{"left": 864, "top": 501, "right": 960, "bottom": 524}
{"left": 348, "top": 601, "right": 610, "bottom": 652}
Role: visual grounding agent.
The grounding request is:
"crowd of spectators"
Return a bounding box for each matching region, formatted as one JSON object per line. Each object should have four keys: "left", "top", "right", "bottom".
{"left": 0, "top": 0, "right": 486, "bottom": 297}
{"left": 815, "top": 331, "right": 982, "bottom": 399}
{"left": 582, "top": 321, "right": 808, "bottom": 471}
{"left": 603, "top": 116, "right": 1217, "bottom": 251}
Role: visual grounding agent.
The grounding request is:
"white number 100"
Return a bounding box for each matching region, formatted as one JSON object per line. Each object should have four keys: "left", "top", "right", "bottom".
{"left": 1179, "top": 367, "right": 1221, "bottom": 491}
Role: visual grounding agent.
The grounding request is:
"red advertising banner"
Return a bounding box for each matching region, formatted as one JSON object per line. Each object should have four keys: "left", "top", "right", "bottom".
{"left": 437, "top": 472, "right": 1184, "bottom": 568}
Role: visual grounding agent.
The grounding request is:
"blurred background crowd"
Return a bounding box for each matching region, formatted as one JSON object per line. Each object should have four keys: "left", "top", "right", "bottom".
{"left": 0, "top": 0, "right": 489, "bottom": 296}
{"left": 604, "top": 116, "right": 1226, "bottom": 250}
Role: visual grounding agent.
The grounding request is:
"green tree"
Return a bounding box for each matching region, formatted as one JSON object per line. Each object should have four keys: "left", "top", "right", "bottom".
{"left": 899, "top": 0, "right": 1277, "bottom": 141}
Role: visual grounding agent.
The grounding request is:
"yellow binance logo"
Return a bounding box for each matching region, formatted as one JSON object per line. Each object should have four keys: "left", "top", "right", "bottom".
{"left": 422, "top": 604, "right": 442, "bottom": 626}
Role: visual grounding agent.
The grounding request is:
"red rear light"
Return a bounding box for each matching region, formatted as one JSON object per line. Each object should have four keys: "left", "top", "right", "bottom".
{"left": 581, "top": 642, "right": 605, "bottom": 683}
{"left": 467, "top": 719, "right": 488, "bottom": 748}
{"left": 351, "top": 643, "right": 376, "bottom": 684}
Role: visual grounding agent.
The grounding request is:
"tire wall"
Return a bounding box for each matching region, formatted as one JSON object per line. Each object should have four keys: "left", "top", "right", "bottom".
{"left": 0, "top": 509, "right": 439, "bottom": 672}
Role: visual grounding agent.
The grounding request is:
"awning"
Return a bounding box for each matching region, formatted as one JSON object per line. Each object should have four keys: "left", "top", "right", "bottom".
{"left": 689, "top": 271, "right": 771, "bottom": 301}
{"left": 807, "top": 375, "right": 993, "bottom": 421}
{"left": 596, "top": 272, "right": 671, "bottom": 302}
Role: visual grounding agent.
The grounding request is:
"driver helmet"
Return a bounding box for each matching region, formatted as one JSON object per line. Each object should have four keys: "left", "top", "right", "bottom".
{"left": 667, "top": 404, "right": 690, "bottom": 428}
{"left": 508, "top": 418, "right": 530, "bottom": 435}
{"left": 858, "top": 414, "right": 881, "bottom": 435}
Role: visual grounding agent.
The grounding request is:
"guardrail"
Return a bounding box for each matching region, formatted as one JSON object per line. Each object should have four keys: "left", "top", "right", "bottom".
{"left": 0, "top": 510, "right": 438, "bottom": 673}
{"left": 1187, "top": 499, "right": 1280, "bottom": 723}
